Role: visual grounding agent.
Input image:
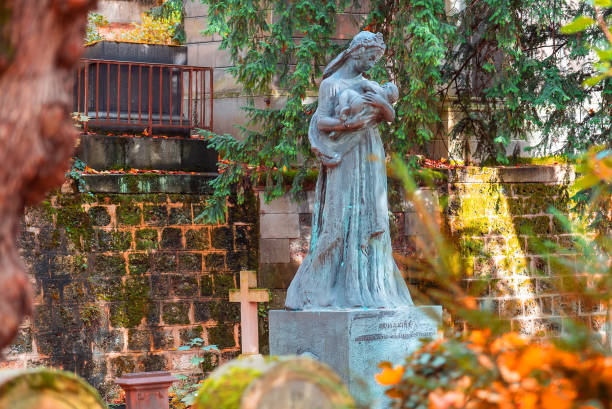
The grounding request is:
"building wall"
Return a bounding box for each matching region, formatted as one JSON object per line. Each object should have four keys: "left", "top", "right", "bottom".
{"left": 259, "top": 166, "right": 603, "bottom": 338}
{"left": 3, "top": 174, "right": 258, "bottom": 400}
{"left": 183, "top": 0, "right": 367, "bottom": 137}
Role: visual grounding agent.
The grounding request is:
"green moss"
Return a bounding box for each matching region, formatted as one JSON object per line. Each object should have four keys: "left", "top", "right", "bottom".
{"left": 194, "top": 366, "right": 263, "bottom": 409}
{"left": 136, "top": 228, "right": 159, "bottom": 250}
{"left": 55, "top": 201, "right": 95, "bottom": 251}
{"left": 128, "top": 253, "right": 150, "bottom": 275}
{"left": 117, "top": 204, "right": 142, "bottom": 225}
{"left": 162, "top": 302, "right": 190, "bottom": 325}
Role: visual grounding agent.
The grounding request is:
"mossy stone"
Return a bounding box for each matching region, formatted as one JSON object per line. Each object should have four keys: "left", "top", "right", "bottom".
{"left": 207, "top": 324, "right": 236, "bottom": 349}
{"left": 97, "top": 230, "right": 132, "bottom": 252}
{"left": 211, "top": 227, "right": 233, "bottom": 250}
{"left": 128, "top": 253, "right": 150, "bottom": 275}
{"left": 128, "top": 329, "right": 151, "bottom": 351}
{"left": 170, "top": 275, "right": 199, "bottom": 297}
{"left": 213, "top": 273, "right": 235, "bottom": 297}
{"left": 93, "top": 255, "right": 126, "bottom": 277}
{"left": 162, "top": 302, "right": 190, "bottom": 325}
{"left": 117, "top": 204, "right": 142, "bottom": 226}
{"left": 152, "top": 251, "right": 177, "bottom": 272}
{"left": 111, "top": 356, "right": 136, "bottom": 377}
{"left": 179, "top": 325, "right": 204, "bottom": 344}
{"left": 161, "top": 228, "right": 183, "bottom": 249}
{"left": 185, "top": 229, "right": 210, "bottom": 250}
{"left": 88, "top": 206, "right": 111, "bottom": 226}
{"left": 179, "top": 252, "right": 202, "bottom": 272}
{"left": 200, "top": 275, "right": 213, "bottom": 296}
{"left": 136, "top": 228, "right": 159, "bottom": 250}
{"left": 143, "top": 205, "right": 168, "bottom": 226}
{"left": 204, "top": 253, "right": 225, "bottom": 270}
{"left": 169, "top": 206, "right": 192, "bottom": 225}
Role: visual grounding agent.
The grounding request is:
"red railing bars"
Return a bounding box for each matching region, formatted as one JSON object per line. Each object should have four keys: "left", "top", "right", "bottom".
{"left": 74, "top": 58, "right": 213, "bottom": 134}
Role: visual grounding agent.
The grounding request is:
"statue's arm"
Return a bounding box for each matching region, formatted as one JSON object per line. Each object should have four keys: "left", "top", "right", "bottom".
{"left": 363, "top": 92, "right": 395, "bottom": 122}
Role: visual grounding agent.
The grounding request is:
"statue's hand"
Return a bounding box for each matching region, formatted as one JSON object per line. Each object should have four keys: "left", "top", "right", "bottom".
{"left": 362, "top": 92, "right": 386, "bottom": 109}
{"left": 345, "top": 110, "right": 378, "bottom": 130}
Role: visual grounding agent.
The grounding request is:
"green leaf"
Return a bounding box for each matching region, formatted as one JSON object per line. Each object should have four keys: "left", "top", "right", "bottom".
{"left": 177, "top": 345, "right": 191, "bottom": 351}
{"left": 582, "top": 74, "right": 607, "bottom": 87}
{"left": 594, "top": 0, "right": 612, "bottom": 7}
{"left": 560, "top": 16, "right": 596, "bottom": 34}
{"left": 595, "top": 48, "right": 612, "bottom": 61}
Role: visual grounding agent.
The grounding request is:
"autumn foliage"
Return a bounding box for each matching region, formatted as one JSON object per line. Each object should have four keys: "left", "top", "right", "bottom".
{"left": 377, "top": 330, "right": 612, "bottom": 409}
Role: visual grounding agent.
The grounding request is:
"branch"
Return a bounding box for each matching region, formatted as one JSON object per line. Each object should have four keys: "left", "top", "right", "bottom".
{"left": 595, "top": 7, "right": 612, "bottom": 46}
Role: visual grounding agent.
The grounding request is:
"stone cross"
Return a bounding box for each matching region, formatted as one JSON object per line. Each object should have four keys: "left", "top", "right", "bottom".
{"left": 229, "top": 270, "right": 269, "bottom": 355}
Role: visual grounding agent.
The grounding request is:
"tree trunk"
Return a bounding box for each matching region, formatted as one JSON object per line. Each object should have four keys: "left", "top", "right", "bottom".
{"left": 0, "top": 368, "right": 107, "bottom": 409}
{"left": 194, "top": 356, "right": 356, "bottom": 409}
{"left": 0, "top": 0, "right": 97, "bottom": 351}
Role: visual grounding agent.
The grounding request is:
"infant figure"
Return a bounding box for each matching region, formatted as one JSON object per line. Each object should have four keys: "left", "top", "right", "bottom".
{"left": 336, "top": 81, "right": 398, "bottom": 126}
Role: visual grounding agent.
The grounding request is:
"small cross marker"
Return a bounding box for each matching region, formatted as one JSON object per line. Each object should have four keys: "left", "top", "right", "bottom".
{"left": 229, "top": 270, "right": 269, "bottom": 355}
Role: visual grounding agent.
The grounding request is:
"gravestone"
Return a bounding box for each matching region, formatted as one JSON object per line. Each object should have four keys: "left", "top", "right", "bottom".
{"left": 268, "top": 31, "right": 442, "bottom": 408}
{"left": 270, "top": 307, "right": 441, "bottom": 407}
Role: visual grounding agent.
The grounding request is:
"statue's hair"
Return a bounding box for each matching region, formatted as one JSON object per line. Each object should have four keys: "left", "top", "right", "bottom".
{"left": 322, "top": 31, "right": 386, "bottom": 79}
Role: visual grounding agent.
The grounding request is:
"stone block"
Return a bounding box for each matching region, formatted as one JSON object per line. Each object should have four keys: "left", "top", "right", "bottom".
{"left": 184, "top": 17, "right": 218, "bottom": 43}
{"left": 258, "top": 263, "right": 298, "bottom": 289}
{"left": 161, "top": 228, "right": 183, "bottom": 249}
{"left": 184, "top": 0, "right": 208, "bottom": 17}
{"left": 88, "top": 206, "right": 111, "bottom": 226}
{"left": 260, "top": 214, "right": 300, "bottom": 239}
{"left": 211, "top": 226, "right": 233, "bottom": 249}
{"left": 185, "top": 228, "right": 210, "bottom": 250}
{"left": 128, "top": 329, "right": 151, "bottom": 351}
{"left": 234, "top": 225, "right": 254, "bottom": 250}
{"left": 270, "top": 307, "right": 441, "bottom": 408}
{"left": 259, "top": 194, "right": 299, "bottom": 214}
{"left": 204, "top": 252, "right": 225, "bottom": 270}
{"left": 128, "top": 253, "right": 150, "bottom": 275}
{"left": 259, "top": 238, "right": 290, "bottom": 264}
{"left": 213, "top": 67, "right": 242, "bottom": 94}
{"left": 117, "top": 204, "right": 142, "bottom": 226}
{"left": 207, "top": 324, "right": 237, "bottom": 349}
{"left": 143, "top": 205, "right": 168, "bottom": 226}
{"left": 138, "top": 354, "right": 168, "bottom": 372}
{"left": 170, "top": 274, "right": 199, "bottom": 297}
{"left": 135, "top": 228, "right": 159, "bottom": 250}
{"left": 162, "top": 302, "right": 191, "bottom": 325}
{"left": 195, "top": 276, "right": 212, "bottom": 298}
{"left": 213, "top": 273, "right": 236, "bottom": 296}
{"left": 152, "top": 251, "right": 178, "bottom": 272}
{"left": 296, "top": 190, "right": 315, "bottom": 213}
{"left": 169, "top": 206, "right": 192, "bottom": 225}
{"left": 179, "top": 252, "right": 202, "bottom": 272}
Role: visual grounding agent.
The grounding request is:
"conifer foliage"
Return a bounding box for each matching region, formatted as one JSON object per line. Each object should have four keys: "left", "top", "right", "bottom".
{"left": 198, "top": 0, "right": 611, "bottom": 222}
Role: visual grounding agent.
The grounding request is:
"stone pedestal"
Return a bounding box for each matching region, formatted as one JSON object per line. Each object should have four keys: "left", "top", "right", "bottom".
{"left": 269, "top": 306, "right": 441, "bottom": 408}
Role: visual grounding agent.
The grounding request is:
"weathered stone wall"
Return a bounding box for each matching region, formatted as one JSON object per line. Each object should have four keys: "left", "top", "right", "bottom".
{"left": 260, "top": 166, "right": 601, "bottom": 338}
{"left": 3, "top": 174, "right": 258, "bottom": 400}
{"left": 446, "top": 166, "right": 605, "bottom": 337}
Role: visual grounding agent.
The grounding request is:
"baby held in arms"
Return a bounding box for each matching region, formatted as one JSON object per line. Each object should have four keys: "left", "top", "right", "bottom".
{"left": 330, "top": 81, "right": 399, "bottom": 139}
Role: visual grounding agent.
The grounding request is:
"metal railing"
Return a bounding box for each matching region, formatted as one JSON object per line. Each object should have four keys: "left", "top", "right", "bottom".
{"left": 74, "top": 59, "right": 213, "bottom": 133}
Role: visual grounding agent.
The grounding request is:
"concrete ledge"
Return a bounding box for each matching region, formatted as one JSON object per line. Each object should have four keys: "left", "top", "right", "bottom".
{"left": 77, "top": 135, "right": 219, "bottom": 172}
{"left": 449, "top": 165, "right": 575, "bottom": 184}
{"left": 83, "top": 174, "right": 216, "bottom": 194}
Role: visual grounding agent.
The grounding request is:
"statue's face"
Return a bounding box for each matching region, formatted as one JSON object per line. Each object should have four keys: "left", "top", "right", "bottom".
{"left": 354, "top": 47, "right": 382, "bottom": 73}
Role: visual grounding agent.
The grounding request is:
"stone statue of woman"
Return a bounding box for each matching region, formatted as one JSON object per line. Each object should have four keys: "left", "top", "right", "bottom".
{"left": 285, "top": 31, "right": 414, "bottom": 310}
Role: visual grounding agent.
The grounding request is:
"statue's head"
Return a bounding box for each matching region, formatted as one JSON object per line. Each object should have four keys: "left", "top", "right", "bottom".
{"left": 323, "top": 31, "right": 386, "bottom": 78}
